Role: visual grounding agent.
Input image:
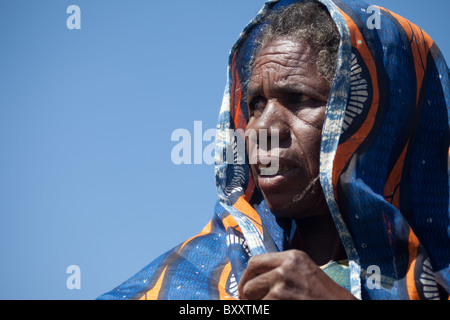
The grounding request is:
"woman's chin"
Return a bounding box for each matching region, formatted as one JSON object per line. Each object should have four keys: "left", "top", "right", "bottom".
{"left": 261, "top": 186, "right": 329, "bottom": 220}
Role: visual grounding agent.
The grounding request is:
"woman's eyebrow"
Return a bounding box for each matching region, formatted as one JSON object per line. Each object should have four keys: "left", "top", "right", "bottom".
{"left": 246, "top": 85, "right": 263, "bottom": 99}
{"left": 247, "top": 81, "right": 304, "bottom": 96}
{"left": 271, "top": 81, "right": 329, "bottom": 101}
{"left": 246, "top": 78, "right": 327, "bottom": 102}
{"left": 270, "top": 83, "right": 305, "bottom": 94}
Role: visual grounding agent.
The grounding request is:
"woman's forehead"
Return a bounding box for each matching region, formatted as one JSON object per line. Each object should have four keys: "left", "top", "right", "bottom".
{"left": 252, "top": 38, "right": 316, "bottom": 70}
{"left": 248, "top": 38, "right": 329, "bottom": 100}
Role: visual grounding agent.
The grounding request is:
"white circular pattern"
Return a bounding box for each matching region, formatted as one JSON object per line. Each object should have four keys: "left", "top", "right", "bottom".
{"left": 226, "top": 233, "right": 251, "bottom": 257}
{"left": 419, "top": 258, "right": 440, "bottom": 300}
{"left": 227, "top": 273, "right": 239, "bottom": 299}
{"left": 342, "top": 53, "right": 370, "bottom": 134}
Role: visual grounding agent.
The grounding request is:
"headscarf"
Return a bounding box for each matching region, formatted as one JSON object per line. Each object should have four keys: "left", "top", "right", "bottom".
{"left": 98, "top": 0, "right": 450, "bottom": 300}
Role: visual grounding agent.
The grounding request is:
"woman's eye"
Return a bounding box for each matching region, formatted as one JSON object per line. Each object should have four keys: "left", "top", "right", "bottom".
{"left": 249, "top": 96, "right": 267, "bottom": 114}
{"left": 295, "top": 93, "right": 310, "bottom": 103}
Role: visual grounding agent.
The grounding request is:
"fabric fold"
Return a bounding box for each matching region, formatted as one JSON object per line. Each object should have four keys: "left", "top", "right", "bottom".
{"left": 98, "top": 0, "right": 450, "bottom": 300}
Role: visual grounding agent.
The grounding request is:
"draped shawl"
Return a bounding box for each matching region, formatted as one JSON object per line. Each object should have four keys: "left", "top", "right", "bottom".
{"left": 98, "top": 0, "right": 450, "bottom": 300}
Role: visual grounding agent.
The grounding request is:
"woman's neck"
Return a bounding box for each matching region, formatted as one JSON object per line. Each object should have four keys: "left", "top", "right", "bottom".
{"left": 290, "top": 214, "right": 347, "bottom": 266}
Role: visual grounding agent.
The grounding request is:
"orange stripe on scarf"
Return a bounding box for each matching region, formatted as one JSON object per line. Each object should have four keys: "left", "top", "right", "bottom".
{"left": 333, "top": 9, "right": 380, "bottom": 202}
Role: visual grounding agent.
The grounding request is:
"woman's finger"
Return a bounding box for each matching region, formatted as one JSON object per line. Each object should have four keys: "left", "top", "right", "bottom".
{"left": 238, "top": 253, "right": 285, "bottom": 299}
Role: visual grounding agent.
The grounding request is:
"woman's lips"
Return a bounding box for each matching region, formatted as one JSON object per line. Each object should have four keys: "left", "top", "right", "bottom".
{"left": 257, "top": 167, "right": 300, "bottom": 190}
{"left": 252, "top": 158, "right": 302, "bottom": 192}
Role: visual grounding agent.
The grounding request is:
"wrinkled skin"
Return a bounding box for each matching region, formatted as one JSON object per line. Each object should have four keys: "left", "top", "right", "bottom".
{"left": 246, "top": 38, "right": 330, "bottom": 219}
{"left": 242, "top": 38, "right": 355, "bottom": 300}
{"left": 238, "top": 250, "right": 356, "bottom": 300}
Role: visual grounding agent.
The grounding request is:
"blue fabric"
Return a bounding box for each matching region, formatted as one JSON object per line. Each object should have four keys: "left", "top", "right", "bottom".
{"left": 98, "top": 0, "right": 450, "bottom": 300}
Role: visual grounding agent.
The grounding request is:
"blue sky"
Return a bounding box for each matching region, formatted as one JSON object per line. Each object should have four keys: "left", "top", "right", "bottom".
{"left": 0, "top": 0, "right": 448, "bottom": 300}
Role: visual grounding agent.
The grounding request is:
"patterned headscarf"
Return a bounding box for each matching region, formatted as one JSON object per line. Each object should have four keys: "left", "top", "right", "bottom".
{"left": 98, "top": 0, "right": 450, "bottom": 300}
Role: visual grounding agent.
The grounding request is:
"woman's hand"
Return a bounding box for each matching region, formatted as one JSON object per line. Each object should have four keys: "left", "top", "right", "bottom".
{"left": 238, "top": 250, "right": 356, "bottom": 300}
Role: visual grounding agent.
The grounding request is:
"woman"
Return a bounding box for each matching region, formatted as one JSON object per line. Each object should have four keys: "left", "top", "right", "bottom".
{"left": 98, "top": 0, "right": 450, "bottom": 300}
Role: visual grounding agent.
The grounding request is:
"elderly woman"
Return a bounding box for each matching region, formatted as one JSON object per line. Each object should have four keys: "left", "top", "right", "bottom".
{"left": 98, "top": 0, "right": 450, "bottom": 300}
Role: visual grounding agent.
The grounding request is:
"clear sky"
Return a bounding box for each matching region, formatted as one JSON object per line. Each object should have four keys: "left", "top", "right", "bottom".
{"left": 0, "top": 0, "right": 448, "bottom": 300}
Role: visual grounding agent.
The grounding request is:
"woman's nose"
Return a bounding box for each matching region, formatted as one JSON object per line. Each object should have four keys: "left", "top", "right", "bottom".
{"left": 249, "top": 100, "right": 290, "bottom": 145}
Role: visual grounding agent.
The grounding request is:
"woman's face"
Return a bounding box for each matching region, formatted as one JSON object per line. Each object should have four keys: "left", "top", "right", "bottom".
{"left": 246, "top": 38, "right": 331, "bottom": 220}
